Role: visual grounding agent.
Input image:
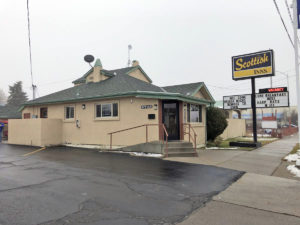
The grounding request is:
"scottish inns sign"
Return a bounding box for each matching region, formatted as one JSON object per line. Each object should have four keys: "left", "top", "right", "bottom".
{"left": 232, "top": 50, "right": 274, "bottom": 80}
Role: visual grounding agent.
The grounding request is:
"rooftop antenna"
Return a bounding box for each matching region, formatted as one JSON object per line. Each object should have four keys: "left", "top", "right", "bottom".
{"left": 26, "top": 0, "right": 36, "bottom": 99}
{"left": 84, "top": 55, "right": 95, "bottom": 68}
{"left": 128, "top": 44, "right": 132, "bottom": 67}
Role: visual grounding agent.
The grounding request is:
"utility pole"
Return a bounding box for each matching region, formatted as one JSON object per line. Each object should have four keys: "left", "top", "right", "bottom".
{"left": 293, "top": 0, "right": 300, "bottom": 143}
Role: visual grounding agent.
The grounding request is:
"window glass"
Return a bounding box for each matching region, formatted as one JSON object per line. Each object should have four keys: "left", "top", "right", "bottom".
{"left": 96, "top": 105, "right": 101, "bottom": 117}
{"left": 95, "top": 103, "right": 118, "bottom": 118}
{"left": 102, "top": 104, "right": 112, "bottom": 117}
{"left": 65, "top": 106, "right": 75, "bottom": 119}
{"left": 113, "top": 103, "right": 118, "bottom": 117}
{"left": 40, "top": 107, "right": 48, "bottom": 118}
{"left": 187, "top": 104, "right": 202, "bottom": 123}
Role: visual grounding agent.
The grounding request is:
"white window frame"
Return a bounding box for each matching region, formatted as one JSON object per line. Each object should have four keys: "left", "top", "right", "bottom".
{"left": 95, "top": 101, "right": 119, "bottom": 120}
{"left": 187, "top": 104, "right": 202, "bottom": 123}
{"left": 64, "top": 105, "right": 75, "bottom": 121}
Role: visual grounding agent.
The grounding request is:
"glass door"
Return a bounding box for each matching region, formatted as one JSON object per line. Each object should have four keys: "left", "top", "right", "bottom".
{"left": 162, "top": 101, "right": 179, "bottom": 140}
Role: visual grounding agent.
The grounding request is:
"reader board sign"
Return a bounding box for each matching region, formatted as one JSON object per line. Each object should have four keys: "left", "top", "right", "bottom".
{"left": 223, "top": 92, "right": 289, "bottom": 109}
{"left": 256, "top": 92, "right": 289, "bottom": 108}
{"left": 232, "top": 50, "right": 274, "bottom": 80}
{"left": 223, "top": 95, "right": 251, "bottom": 110}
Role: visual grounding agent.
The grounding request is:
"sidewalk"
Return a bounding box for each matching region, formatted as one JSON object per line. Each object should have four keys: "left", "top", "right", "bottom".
{"left": 171, "top": 135, "right": 300, "bottom": 225}
{"left": 167, "top": 134, "right": 298, "bottom": 175}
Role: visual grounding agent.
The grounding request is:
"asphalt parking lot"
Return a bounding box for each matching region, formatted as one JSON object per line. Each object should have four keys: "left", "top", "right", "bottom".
{"left": 0, "top": 143, "right": 243, "bottom": 225}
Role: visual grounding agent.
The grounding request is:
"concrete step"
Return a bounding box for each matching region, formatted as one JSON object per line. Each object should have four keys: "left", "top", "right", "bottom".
{"left": 166, "top": 147, "right": 196, "bottom": 153}
{"left": 166, "top": 151, "right": 197, "bottom": 157}
{"left": 166, "top": 141, "right": 193, "bottom": 148}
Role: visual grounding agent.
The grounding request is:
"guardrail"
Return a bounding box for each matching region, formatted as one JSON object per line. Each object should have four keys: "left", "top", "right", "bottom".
{"left": 108, "top": 124, "right": 169, "bottom": 156}
{"left": 182, "top": 123, "right": 198, "bottom": 156}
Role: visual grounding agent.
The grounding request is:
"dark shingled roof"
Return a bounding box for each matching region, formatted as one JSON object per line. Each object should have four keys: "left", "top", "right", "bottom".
{"left": 26, "top": 74, "right": 165, "bottom": 105}
{"left": 0, "top": 105, "right": 22, "bottom": 119}
{"left": 72, "top": 67, "right": 135, "bottom": 85}
{"left": 162, "top": 82, "right": 204, "bottom": 96}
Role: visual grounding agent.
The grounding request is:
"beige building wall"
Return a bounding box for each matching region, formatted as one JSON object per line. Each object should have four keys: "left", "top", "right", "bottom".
{"left": 21, "top": 97, "right": 159, "bottom": 147}
{"left": 8, "top": 119, "right": 62, "bottom": 146}
{"left": 182, "top": 102, "right": 207, "bottom": 146}
{"left": 220, "top": 119, "right": 246, "bottom": 140}
{"left": 128, "top": 69, "right": 150, "bottom": 83}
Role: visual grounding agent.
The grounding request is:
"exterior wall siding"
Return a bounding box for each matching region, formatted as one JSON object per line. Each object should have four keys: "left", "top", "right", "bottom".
{"left": 220, "top": 119, "right": 246, "bottom": 140}
{"left": 20, "top": 97, "right": 159, "bottom": 147}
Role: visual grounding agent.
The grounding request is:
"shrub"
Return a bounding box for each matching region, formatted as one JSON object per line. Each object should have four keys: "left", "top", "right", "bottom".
{"left": 207, "top": 107, "right": 228, "bottom": 141}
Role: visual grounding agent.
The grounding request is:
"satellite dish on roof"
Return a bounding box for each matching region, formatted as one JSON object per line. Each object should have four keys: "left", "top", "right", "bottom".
{"left": 84, "top": 55, "right": 94, "bottom": 67}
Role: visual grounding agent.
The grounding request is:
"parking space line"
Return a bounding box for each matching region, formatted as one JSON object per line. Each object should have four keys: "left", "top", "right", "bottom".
{"left": 23, "top": 147, "right": 46, "bottom": 157}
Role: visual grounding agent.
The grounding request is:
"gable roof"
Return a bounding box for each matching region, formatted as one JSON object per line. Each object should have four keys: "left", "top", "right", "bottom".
{"left": 26, "top": 74, "right": 165, "bottom": 106}
{"left": 72, "top": 66, "right": 152, "bottom": 85}
{"left": 24, "top": 74, "right": 213, "bottom": 107}
{"left": 163, "top": 82, "right": 215, "bottom": 103}
{"left": 163, "top": 82, "right": 204, "bottom": 96}
{"left": 0, "top": 105, "right": 22, "bottom": 119}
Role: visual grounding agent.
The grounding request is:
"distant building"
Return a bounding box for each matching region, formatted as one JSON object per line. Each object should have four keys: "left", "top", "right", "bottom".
{"left": 0, "top": 105, "right": 22, "bottom": 140}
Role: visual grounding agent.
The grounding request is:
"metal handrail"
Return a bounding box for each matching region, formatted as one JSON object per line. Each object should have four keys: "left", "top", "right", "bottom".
{"left": 108, "top": 123, "right": 169, "bottom": 156}
{"left": 182, "top": 123, "right": 198, "bottom": 156}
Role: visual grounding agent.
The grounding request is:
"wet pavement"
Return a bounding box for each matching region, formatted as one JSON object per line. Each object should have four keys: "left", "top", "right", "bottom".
{"left": 0, "top": 144, "right": 243, "bottom": 225}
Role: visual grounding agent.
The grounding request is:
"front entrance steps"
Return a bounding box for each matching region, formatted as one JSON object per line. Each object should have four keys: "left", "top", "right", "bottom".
{"left": 166, "top": 141, "right": 197, "bottom": 157}
{"left": 120, "top": 141, "right": 197, "bottom": 157}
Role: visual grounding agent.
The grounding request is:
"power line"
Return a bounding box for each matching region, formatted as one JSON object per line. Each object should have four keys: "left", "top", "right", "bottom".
{"left": 273, "top": 0, "right": 294, "bottom": 48}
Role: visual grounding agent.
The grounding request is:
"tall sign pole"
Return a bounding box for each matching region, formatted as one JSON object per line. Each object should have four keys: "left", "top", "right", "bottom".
{"left": 232, "top": 50, "right": 274, "bottom": 145}
{"left": 293, "top": 0, "right": 300, "bottom": 144}
{"left": 251, "top": 78, "right": 258, "bottom": 142}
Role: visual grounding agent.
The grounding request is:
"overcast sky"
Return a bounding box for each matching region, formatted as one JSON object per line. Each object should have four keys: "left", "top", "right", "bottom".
{"left": 0, "top": 0, "right": 298, "bottom": 105}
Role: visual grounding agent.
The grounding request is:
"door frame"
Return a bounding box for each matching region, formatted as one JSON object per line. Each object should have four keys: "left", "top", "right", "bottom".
{"left": 162, "top": 100, "right": 180, "bottom": 140}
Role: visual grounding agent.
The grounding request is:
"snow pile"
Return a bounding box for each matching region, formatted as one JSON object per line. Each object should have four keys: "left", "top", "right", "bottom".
{"left": 130, "top": 152, "right": 163, "bottom": 158}
{"left": 284, "top": 150, "right": 300, "bottom": 162}
{"left": 64, "top": 144, "right": 124, "bottom": 150}
{"left": 65, "top": 144, "right": 102, "bottom": 149}
{"left": 241, "top": 137, "right": 278, "bottom": 141}
{"left": 287, "top": 165, "right": 300, "bottom": 177}
{"left": 206, "top": 147, "right": 238, "bottom": 150}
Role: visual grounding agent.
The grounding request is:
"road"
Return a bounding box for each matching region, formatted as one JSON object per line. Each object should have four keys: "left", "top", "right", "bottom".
{"left": 0, "top": 144, "right": 243, "bottom": 225}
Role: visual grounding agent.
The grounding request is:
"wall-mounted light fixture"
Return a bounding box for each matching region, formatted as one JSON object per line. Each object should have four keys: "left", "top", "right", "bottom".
{"left": 82, "top": 104, "right": 86, "bottom": 110}
{"left": 154, "top": 104, "right": 158, "bottom": 110}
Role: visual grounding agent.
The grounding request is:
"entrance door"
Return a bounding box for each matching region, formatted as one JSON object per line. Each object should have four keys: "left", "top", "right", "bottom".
{"left": 162, "top": 101, "right": 179, "bottom": 140}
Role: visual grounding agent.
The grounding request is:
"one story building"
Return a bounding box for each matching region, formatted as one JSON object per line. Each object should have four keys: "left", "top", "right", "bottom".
{"left": 8, "top": 59, "right": 215, "bottom": 149}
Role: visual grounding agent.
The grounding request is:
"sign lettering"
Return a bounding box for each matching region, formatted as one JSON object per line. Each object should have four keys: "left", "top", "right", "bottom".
{"left": 232, "top": 50, "right": 274, "bottom": 80}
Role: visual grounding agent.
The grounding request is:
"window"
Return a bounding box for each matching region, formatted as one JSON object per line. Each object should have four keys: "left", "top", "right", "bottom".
{"left": 24, "top": 113, "right": 31, "bottom": 119}
{"left": 65, "top": 106, "right": 75, "bottom": 119}
{"left": 95, "top": 103, "right": 118, "bottom": 118}
{"left": 187, "top": 104, "right": 202, "bottom": 123}
{"left": 40, "top": 107, "right": 48, "bottom": 118}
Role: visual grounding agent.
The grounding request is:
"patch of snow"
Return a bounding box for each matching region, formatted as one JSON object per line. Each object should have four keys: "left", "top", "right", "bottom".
{"left": 205, "top": 147, "right": 239, "bottom": 150}
{"left": 64, "top": 144, "right": 124, "bottom": 150}
{"left": 287, "top": 165, "right": 300, "bottom": 177}
{"left": 130, "top": 152, "right": 163, "bottom": 158}
{"left": 241, "top": 137, "right": 278, "bottom": 141}
{"left": 284, "top": 150, "right": 300, "bottom": 162}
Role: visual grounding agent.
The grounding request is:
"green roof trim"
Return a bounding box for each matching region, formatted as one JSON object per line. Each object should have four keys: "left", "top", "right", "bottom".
{"left": 94, "top": 58, "right": 102, "bottom": 67}
{"left": 23, "top": 91, "right": 212, "bottom": 107}
{"left": 72, "top": 67, "right": 93, "bottom": 84}
{"left": 191, "top": 83, "right": 215, "bottom": 103}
